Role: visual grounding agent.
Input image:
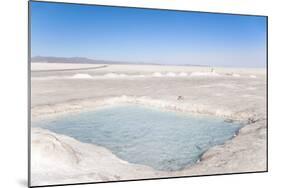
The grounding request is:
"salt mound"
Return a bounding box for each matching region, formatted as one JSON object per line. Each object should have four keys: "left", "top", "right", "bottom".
{"left": 104, "top": 73, "right": 118, "bottom": 78}
{"left": 119, "top": 74, "right": 128, "bottom": 77}
{"left": 71, "top": 74, "right": 93, "bottom": 79}
{"left": 166, "top": 72, "right": 176, "bottom": 77}
{"left": 190, "top": 72, "right": 220, "bottom": 77}
{"left": 152, "top": 72, "right": 163, "bottom": 77}
{"left": 32, "top": 128, "right": 79, "bottom": 167}
{"left": 232, "top": 73, "right": 241, "bottom": 77}
{"left": 178, "top": 72, "right": 188, "bottom": 77}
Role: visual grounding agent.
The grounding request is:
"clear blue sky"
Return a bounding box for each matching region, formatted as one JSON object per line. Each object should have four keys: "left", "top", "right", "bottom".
{"left": 30, "top": 1, "right": 267, "bottom": 68}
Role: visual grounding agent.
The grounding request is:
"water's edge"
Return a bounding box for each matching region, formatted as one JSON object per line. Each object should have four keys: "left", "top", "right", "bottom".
{"left": 31, "top": 97, "right": 246, "bottom": 172}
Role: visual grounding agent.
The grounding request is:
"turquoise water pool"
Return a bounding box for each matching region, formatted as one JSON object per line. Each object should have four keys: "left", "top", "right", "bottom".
{"left": 37, "top": 105, "right": 241, "bottom": 171}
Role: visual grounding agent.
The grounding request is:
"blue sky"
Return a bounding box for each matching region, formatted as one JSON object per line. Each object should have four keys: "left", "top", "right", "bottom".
{"left": 30, "top": 1, "right": 267, "bottom": 67}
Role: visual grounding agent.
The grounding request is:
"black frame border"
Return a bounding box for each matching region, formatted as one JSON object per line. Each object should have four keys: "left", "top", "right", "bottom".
{"left": 28, "top": 1, "right": 268, "bottom": 187}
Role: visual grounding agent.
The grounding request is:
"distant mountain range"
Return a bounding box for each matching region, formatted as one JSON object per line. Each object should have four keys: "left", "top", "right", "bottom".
{"left": 31, "top": 56, "right": 126, "bottom": 64}
{"left": 31, "top": 56, "right": 209, "bottom": 67}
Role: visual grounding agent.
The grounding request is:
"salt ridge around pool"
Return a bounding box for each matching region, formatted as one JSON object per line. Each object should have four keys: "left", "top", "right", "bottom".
{"left": 36, "top": 105, "right": 241, "bottom": 171}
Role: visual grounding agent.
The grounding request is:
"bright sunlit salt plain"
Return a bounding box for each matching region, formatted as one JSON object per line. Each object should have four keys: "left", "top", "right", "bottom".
{"left": 36, "top": 105, "right": 241, "bottom": 171}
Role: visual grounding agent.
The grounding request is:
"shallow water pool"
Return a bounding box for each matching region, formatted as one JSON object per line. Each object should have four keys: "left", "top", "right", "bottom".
{"left": 37, "top": 105, "right": 241, "bottom": 171}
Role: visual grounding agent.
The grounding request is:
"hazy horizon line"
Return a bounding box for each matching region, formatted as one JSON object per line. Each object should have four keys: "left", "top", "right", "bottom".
{"left": 31, "top": 55, "right": 266, "bottom": 69}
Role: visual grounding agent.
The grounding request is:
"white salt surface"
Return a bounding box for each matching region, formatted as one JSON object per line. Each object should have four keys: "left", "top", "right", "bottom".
{"left": 71, "top": 73, "right": 93, "bottom": 79}
{"left": 30, "top": 63, "right": 267, "bottom": 186}
{"left": 189, "top": 71, "right": 221, "bottom": 77}
{"left": 104, "top": 73, "right": 119, "bottom": 78}
{"left": 232, "top": 73, "right": 241, "bottom": 77}
{"left": 178, "top": 72, "right": 188, "bottom": 76}
{"left": 152, "top": 72, "right": 163, "bottom": 77}
{"left": 166, "top": 72, "right": 176, "bottom": 77}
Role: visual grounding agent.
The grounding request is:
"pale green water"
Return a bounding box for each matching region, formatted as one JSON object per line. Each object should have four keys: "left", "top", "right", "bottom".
{"left": 37, "top": 105, "right": 241, "bottom": 171}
